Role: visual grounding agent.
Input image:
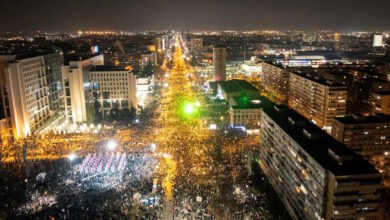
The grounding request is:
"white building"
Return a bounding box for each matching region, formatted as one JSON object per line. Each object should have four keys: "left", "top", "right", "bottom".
{"left": 0, "top": 52, "right": 59, "bottom": 137}
{"left": 61, "top": 54, "right": 104, "bottom": 123}
{"left": 372, "top": 33, "right": 383, "bottom": 47}
{"left": 89, "top": 66, "right": 137, "bottom": 112}
{"left": 136, "top": 75, "right": 154, "bottom": 107}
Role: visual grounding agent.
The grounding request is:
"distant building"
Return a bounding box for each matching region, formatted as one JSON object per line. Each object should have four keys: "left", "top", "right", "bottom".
{"left": 90, "top": 65, "right": 137, "bottom": 113}
{"left": 289, "top": 72, "right": 347, "bottom": 132}
{"left": 369, "top": 91, "right": 390, "bottom": 115}
{"left": 154, "top": 37, "right": 166, "bottom": 53}
{"left": 260, "top": 103, "right": 381, "bottom": 220}
{"left": 190, "top": 38, "right": 203, "bottom": 57}
{"left": 154, "top": 37, "right": 166, "bottom": 65}
{"left": 61, "top": 54, "right": 104, "bottom": 123}
{"left": 136, "top": 75, "right": 154, "bottom": 107}
{"left": 260, "top": 60, "right": 289, "bottom": 103}
{"left": 332, "top": 114, "right": 390, "bottom": 179}
{"left": 213, "top": 44, "right": 226, "bottom": 81}
{"left": 0, "top": 51, "right": 64, "bottom": 137}
{"left": 372, "top": 33, "right": 383, "bottom": 47}
{"left": 140, "top": 53, "right": 154, "bottom": 69}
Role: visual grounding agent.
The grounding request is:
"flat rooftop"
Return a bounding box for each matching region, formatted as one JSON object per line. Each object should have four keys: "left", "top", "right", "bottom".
{"left": 334, "top": 114, "right": 390, "bottom": 125}
{"left": 231, "top": 96, "right": 273, "bottom": 109}
{"left": 90, "top": 65, "right": 128, "bottom": 72}
{"left": 262, "top": 102, "right": 379, "bottom": 176}
{"left": 220, "top": 79, "right": 259, "bottom": 94}
{"left": 290, "top": 71, "right": 347, "bottom": 88}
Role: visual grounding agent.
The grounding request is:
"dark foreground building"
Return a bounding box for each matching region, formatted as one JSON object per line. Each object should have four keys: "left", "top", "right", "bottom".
{"left": 259, "top": 102, "right": 381, "bottom": 220}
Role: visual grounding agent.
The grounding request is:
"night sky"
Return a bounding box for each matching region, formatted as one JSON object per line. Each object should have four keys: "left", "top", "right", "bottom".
{"left": 0, "top": 0, "right": 389, "bottom": 32}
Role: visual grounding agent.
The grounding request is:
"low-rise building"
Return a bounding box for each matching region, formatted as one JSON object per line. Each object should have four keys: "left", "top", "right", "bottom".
{"left": 217, "top": 79, "right": 259, "bottom": 105}
{"left": 229, "top": 96, "right": 272, "bottom": 130}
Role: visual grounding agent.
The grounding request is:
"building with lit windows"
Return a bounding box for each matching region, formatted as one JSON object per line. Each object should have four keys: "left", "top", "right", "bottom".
{"left": 90, "top": 66, "right": 137, "bottom": 112}
{"left": 0, "top": 51, "right": 63, "bottom": 137}
{"left": 260, "top": 60, "right": 289, "bottom": 103}
{"left": 369, "top": 91, "right": 390, "bottom": 115}
{"left": 61, "top": 54, "right": 104, "bottom": 123}
{"left": 332, "top": 114, "right": 390, "bottom": 180}
{"left": 213, "top": 44, "right": 226, "bottom": 81}
{"left": 372, "top": 33, "right": 383, "bottom": 47}
{"left": 260, "top": 103, "right": 381, "bottom": 220}
{"left": 190, "top": 38, "right": 203, "bottom": 57}
{"left": 229, "top": 96, "right": 272, "bottom": 130}
{"left": 289, "top": 71, "right": 347, "bottom": 132}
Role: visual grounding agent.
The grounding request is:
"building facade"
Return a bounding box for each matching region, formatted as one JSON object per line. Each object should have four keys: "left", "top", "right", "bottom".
{"left": 90, "top": 66, "right": 137, "bottom": 112}
{"left": 229, "top": 96, "right": 272, "bottom": 130}
{"left": 0, "top": 52, "right": 63, "bottom": 137}
{"left": 332, "top": 115, "right": 390, "bottom": 180}
{"left": 190, "top": 38, "right": 203, "bottom": 57}
{"left": 61, "top": 54, "right": 104, "bottom": 123}
{"left": 213, "top": 45, "right": 226, "bottom": 81}
{"left": 260, "top": 60, "right": 289, "bottom": 103}
{"left": 289, "top": 72, "right": 347, "bottom": 132}
{"left": 260, "top": 103, "right": 381, "bottom": 220}
{"left": 369, "top": 91, "right": 390, "bottom": 115}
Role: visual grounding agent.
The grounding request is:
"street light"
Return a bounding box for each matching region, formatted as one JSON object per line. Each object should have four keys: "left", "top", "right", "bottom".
{"left": 150, "top": 143, "right": 156, "bottom": 152}
{"left": 107, "top": 140, "right": 117, "bottom": 151}
{"left": 68, "top": 153, "right": 76, "bottom": 161}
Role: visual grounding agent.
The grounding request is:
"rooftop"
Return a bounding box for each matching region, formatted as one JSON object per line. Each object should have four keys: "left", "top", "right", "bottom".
{"left": 231, "top": 96, "right": 273, "bottom": 109}
{"left": 90, "top": 65, "right": 128, "bottom": 72}
{"left": 334, "top": 114, "right": 390, "bottom": 125}
{"left": 63, "top": 53, "right": 102, "bottom": 65}
{"left": 262, "top": 103, "right": 379, "bottom": 176}
{"left": 219, "top": 79, "right": 259, "bottom": 94}
{"left": 290, "top": 71, "right": 347, "bottom": 88}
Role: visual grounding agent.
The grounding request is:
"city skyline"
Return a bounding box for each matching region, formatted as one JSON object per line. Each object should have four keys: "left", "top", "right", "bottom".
{"left": 1, "top": 0, "right": 390, "bottom": 32}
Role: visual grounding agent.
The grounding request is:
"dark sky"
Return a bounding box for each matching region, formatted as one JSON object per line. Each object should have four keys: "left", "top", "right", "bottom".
{"left": 0, "top": 0, "right": 389, "bottom": 32}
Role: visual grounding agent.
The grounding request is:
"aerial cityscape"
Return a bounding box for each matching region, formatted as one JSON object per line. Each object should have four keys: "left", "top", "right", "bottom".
{"left": 1, "top": 0, "right": 390, "bottom": 219}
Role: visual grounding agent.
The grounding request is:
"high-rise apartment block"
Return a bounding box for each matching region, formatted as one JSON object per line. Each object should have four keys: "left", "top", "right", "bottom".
{"left": 260, "top": 103, "right": 381, "bottom": 220}
{"left": 190, "top": 38, "right": 203, "bottom": 57}
{"left": 260, "top": 60, "right": 289, "bottom": 103}
{"left": 289, "top": 72, "right": 347, "bottom": 132}
{"left": 332, "top": 114, "right": 390, "bottom": 180}
{"left": 213, "top": 44, "right": 226, "bottom": 81}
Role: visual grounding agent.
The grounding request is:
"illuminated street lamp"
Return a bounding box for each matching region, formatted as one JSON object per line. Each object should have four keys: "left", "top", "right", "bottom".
{"left": 68, "top": 153, "right": 76, "bottom": 168}
{"left": 107, "top": 140, "right": 117, "bottom": 151}
{"left": 68, "top": 153, "right": 76, "bottom": 161}
{"left": 195, "top": 100, "right": 201, "bottom": 107}
{"left": 150, "top": 143, "right": 157, "bottom": 152}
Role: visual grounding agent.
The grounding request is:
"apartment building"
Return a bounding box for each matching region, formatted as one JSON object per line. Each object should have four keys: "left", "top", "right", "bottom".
{"left": 260, "top": 103, "right": 381, "bottom": 220}
{"left": 289, "top": 72, "right": 347, "bottom": 132}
